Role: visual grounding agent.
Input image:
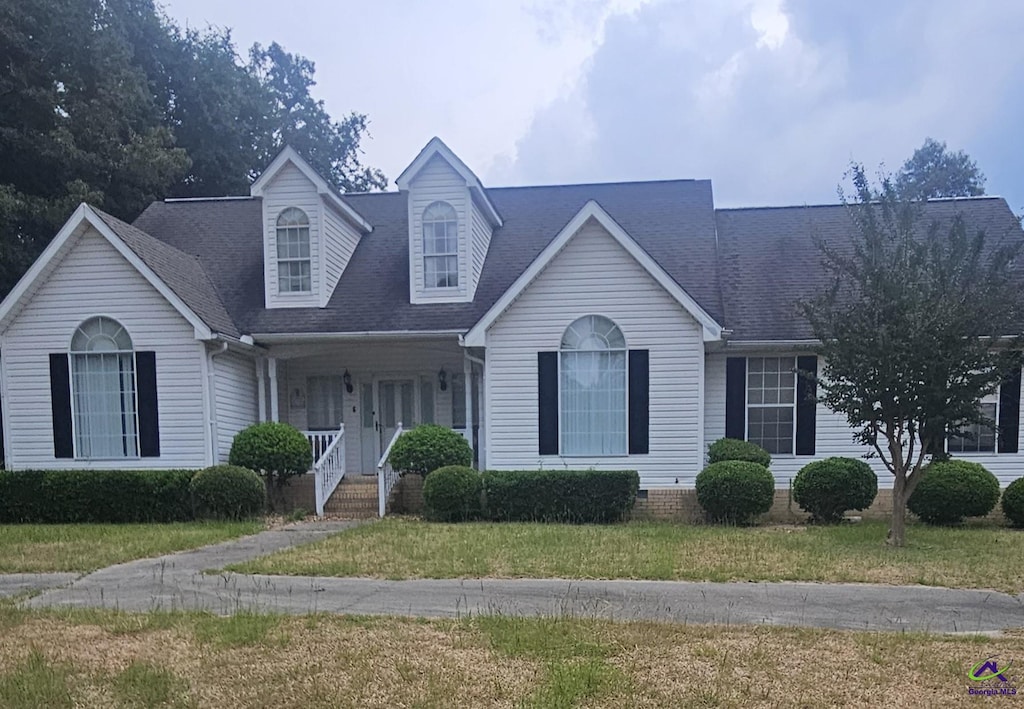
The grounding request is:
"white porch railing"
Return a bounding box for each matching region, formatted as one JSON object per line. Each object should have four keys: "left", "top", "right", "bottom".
{"left": 304, "top": 430, "right": 338, "bottom": 462}
{"left": 313, "top": 423, "right": 346, "bottom": 517}
{"left": 377, "top": 422, "right": 404, "bottom": 518}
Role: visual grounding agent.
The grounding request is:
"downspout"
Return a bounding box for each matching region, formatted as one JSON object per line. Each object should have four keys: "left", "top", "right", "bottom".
{"left": 207, "top": 341, "right": 229, "bottom": 464}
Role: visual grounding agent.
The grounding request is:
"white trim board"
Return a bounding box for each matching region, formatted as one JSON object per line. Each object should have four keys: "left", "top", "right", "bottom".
{"left": 250, "top": 145, "right": 373, "bottom": 233}
{"left": 463, "top": 200, "right": 724, "bottom": 346}
{"left": 0, "top": 204, "right": 214, "bottom": 340}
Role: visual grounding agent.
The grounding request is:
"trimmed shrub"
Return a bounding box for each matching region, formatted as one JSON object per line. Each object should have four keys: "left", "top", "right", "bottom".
{"left": 388, "top": 424, "right": 472, "bottom": 476}
{"left": 0, "top": 469, "right": 194, "bottom": 523}
{"left": 190, "top": 465, "right": 266, "bottom": 520}
{"left": 229, "top": 422, "right": 312, "bottom": 510}
{"left": 908, "top": 460, "right": 1000, "bottom": 526}
{"left": 1002, "top": 478, "right": 1024, "bottom": 528}
{"left": 481, "top": 469, "right": 639, "bottom": 524}
{"left": 707, "top": 438, "right": 771, "bottom": 468}
{"left": 793, "top": 457, "right": 878, "bottom": 523}
{"left": 695, "top": 461, "right": 774, "bottom": 524}
{"left": 423, "top": 466, "right": 482, "bottom": 522}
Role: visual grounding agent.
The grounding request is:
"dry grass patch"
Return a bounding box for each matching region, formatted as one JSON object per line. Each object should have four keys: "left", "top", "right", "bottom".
{"left": 0, "top": 607, "right": 1019, "bottom": 708}
{"left": 0, "top": 521, "right": 263, "bottom": 573}
{"left": 229, "top": 518, "right": 1024, "bottom": 592}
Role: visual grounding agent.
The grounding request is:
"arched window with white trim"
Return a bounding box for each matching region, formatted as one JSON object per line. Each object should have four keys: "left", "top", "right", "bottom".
{"left": 422, "top": 201, "right": 458, "bottom": 288}
{"left": 276, "top": 207, "right": 311, "bottom": 293}
{"left": 70, "top": 317, "right": 138, "bottom": 458}
{"left": 559, "top": 315, "right": 627, "bottom": 455}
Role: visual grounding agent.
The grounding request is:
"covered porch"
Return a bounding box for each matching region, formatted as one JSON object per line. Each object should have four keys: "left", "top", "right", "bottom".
{"left": 251, "top": 334, "right": 483, "bottom": 515}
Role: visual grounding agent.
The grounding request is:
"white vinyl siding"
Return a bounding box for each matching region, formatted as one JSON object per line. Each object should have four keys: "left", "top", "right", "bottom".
{"left": 320, "top": 200, "right": 362, "bottom": 306}
{"left": 263, "top": 163, "right": 321, "bottom": 309}
{"left": 484, "top": 218, "right": 704, "bottom": 488}
{"left": 407, "top": 155, "right": 470, "bottom": 304}
{"left": 704, "top": 352, "right": 1024, "bottom": 487}
{"left": 1, "top": 227, "right": 208, "bottom": 469}
{"left": 468, "top": 196, "right": 492, "bottom": 299}
{"left": 213, "top": 350, "right": 258, "bottom": 462}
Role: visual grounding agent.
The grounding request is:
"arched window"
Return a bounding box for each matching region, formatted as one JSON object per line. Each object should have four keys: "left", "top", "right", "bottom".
{"left": 70, "top": 317, "right": 138, "bottom": 458}
{"left": 560, "top": 315, "right": 627, "bottom": 455}
{"left": 422, "top": 201, "right": 458, "bottom": 288}
{"left": 277, "top": 207, "right": 311, "bottom": 293}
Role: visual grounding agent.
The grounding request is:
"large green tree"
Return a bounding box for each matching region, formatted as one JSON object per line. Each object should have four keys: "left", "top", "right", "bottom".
{"left": 0, "top": 0, "right": 385, "bottom": 296}
{"left": 895, "top": 138, "right": 986, "bottom": 201}
{"left": 800, "top": 165, "right": 1023, "bottom": 546}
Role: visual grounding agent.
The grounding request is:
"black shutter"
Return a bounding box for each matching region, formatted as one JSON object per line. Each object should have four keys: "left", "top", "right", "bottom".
{"left": 725, "top": 357, "right": 746, "bottom": 440}
{"left": 537, "top": 351, "right": 558, "bottom": 455}
{"left": 998, "top": 365, "right": 1021, "bottom": 454}
{"left": 135, "top": 351, "right": 160, "bottom": 457}
{"left": 628, "top": 349, "right": 649, "bottom": 454}
{"left": 795, "top": 355, "right": 818, "bottom": 455}
{"left": 49, "top": 353, "right": 74, "bottom": 458}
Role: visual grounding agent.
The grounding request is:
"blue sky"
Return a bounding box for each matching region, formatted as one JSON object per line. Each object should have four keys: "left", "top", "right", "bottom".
{"left": 161, "top": 0, "right": 1024, "bottom": 212}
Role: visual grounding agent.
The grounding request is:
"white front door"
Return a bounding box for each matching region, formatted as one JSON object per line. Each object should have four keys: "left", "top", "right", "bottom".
{"left": 378, "top": 379, "right": 415, "bottom": 454}
{"left": 360, "top": 383, "right": 377, "bottom": 473}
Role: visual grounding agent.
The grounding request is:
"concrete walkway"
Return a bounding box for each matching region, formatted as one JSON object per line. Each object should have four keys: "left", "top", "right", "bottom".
{"left": 22, "top": 521, "right": 1024, "bottom": 634}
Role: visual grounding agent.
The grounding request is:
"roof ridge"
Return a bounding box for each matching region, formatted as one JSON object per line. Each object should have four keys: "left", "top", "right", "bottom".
{"left": 718, "top": 195, "right": 1006, "bottom": 212}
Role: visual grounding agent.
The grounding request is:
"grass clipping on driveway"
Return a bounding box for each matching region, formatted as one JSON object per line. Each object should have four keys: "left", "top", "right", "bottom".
{"left": 230, "top": 519, "right": 1024, "bottom": 592}
{"left": 0, "top": 605, "right": 1020, "bottom": 708}
{"left": 0, "top": 521, "right": 263, "bottom": 573}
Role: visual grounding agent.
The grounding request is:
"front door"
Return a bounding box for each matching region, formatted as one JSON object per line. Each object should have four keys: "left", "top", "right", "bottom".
{"left": 360, "top": 383, "right": 377, "bottom": 473}
{"left": 378, "top": 379, "right": 415, "bottom": 454}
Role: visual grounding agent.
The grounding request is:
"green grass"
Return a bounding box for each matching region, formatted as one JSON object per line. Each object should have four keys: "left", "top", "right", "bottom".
{"left": 0, "top": 521, "right": 263, "bottom": 573}
{"left": 0, "top": 606, "right": 1017, "bottom": 708}
{"left": 229, "top": 518, "right": 1024, "bottom": 592}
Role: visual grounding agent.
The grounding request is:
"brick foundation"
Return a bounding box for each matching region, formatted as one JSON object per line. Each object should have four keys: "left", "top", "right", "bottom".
{"left": 393, "top": 474, "right": 425, "bottom": 514}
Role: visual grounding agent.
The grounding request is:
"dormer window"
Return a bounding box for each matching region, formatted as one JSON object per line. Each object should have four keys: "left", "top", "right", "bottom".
{"left": 276, "top": 207, "right": 311, "bottom": 293}
{"left": 422, "top": 201, "right": 458, "bottom": 288}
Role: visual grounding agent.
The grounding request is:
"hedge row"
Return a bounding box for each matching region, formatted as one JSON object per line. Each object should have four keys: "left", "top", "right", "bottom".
{"left": 422, "top": 468, "right": 640, "bottom": 524}
{"left": 0, "top": 468, "right": 266, "bottom": 523}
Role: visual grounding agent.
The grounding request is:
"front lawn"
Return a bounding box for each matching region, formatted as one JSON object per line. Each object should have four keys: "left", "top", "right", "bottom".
{"left": 229, "top": 519, "right": 1024, "bottom": 592}
{"left": 0, "top": 521, "right": 263, "bottom": 574}
{"left": 0, "top": 605, "right": 1017, "bottom": 708}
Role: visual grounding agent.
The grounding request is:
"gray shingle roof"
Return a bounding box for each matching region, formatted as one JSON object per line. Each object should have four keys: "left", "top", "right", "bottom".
{"left": 93, "top": 208, "right": 240, "bottom": 337}
{"left": 715, "top": 197, "right": 1024, "bottom": 341}
{"left": 127, "top": 187, "right": 1024, "bottom": 342}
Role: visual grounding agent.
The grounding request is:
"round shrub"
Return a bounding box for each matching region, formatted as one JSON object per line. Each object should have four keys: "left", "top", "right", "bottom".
{"left": 707, "top": 438, "right": 771, "bottom": 468}
{"left": 908, "top": 460, "right": 1000, "bottom": 526}
{"left": 695, "top": 460, "right": 775, "bottom": 524}
{"left": 229, "top": 422, "right": 312, "bottom": 483}
{"left": 1001, "top": 478, "right": 1024, "bottom": 528}
{"left": 423, "top": 465, "right": 482, "bottom": 522}
{"left": 190, "top": 465, "right": 266, "bottom": 519}
{"left": 388, "top": 424, "right": 472, "bottom": 476}
{"left": 793, "top": 457, "right": 877, "bottom": 523}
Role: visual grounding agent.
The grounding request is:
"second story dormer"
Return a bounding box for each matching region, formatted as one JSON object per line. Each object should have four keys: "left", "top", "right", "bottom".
{"left": 396, "top": 138, "right": 502, "bottom": 304}
{"left": 250, "top": 146, "right": 371, "bottom": 309}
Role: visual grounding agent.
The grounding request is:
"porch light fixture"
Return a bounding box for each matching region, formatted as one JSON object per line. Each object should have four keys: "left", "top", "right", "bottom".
{"left": 438, "top": 368, "right": 448, "bottom": 391}
{"left": 342, "top": 369, "right": 353, "bottom": 393}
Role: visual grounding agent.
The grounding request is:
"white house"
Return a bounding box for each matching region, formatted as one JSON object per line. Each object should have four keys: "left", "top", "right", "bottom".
{"left": 1, "top": 138, "right": 1021, "bottom": 515}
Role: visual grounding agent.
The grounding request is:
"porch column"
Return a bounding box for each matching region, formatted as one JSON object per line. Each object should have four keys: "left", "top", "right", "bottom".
{"left": 464, "top": 355, "right": 474, "bottom": 465}
{"left": 256, "top": 357, "right": 267, "bottom": 422}
{"left": 268, "top": 357, "right": 279, "bottom": 422}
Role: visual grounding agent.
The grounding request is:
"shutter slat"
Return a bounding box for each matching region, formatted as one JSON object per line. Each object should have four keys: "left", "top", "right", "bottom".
{"left": 998, "top": 365, "right": 1021, "bottom": 454}
{"left": 795, "top": 355, "right": 818, "bottom": 455}
{"left": 628, "top": 349, "right": 649, "bottom": 454}
{"left": 537, "top": 352, "right": 558, "bottom": 455}
{"left": 725, "top": 357, "right": 746, "bottom": 440}
{"left": 49, "top": 353, "right": 73, "bottom": 458}
{"left": 136, "top": 351, "right": 160, "bottom": 457}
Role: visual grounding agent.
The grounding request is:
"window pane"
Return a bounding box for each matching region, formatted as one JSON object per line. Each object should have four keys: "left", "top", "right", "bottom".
{"left": 420, "top": 379, "right": 435, "bottom": 424}
{"left": 559, "top": 350, "right": 627, "bottom": 455}
{"left": 73, "top": 351, "right": 138, "bottom": 458}
{"left": 948, "top": 402, "right": 997, "bottom": 453}
{"left": 747, "top": 405, "right": 793, "bottom": 454}
{"left": 306, "top": 376, "right": 345, "bottom": 430}
{"left": 452, "top": 374, "right": 466, "bottom": 428}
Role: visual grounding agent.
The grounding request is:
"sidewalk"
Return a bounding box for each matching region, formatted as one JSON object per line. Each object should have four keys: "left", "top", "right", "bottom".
{"left": 19, "top": 521, "right": 1024, "bottom": 633}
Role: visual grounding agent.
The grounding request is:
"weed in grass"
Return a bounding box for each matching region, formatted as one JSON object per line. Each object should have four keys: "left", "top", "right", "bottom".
{"left": 0, "top": 649, "right": 73, "bottom": 709}
{"left": 285, "top": 507, "right": 310, "bottom": 523}
{"left": 528, "top": 659, "right": 626, "bottom": 709}
{"left": 473, "top": 616, "right": 610, "bottom": 661}
{"left": 191, "top": 611, "right": 288, "bottom": 647}
{"left": 112, "top": 661, "right": 191, "bottom": 708}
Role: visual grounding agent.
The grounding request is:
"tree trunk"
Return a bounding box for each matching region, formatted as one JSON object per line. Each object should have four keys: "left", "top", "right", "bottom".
{"left": 887, "top": 473, "right": 908, "bottom": 547}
